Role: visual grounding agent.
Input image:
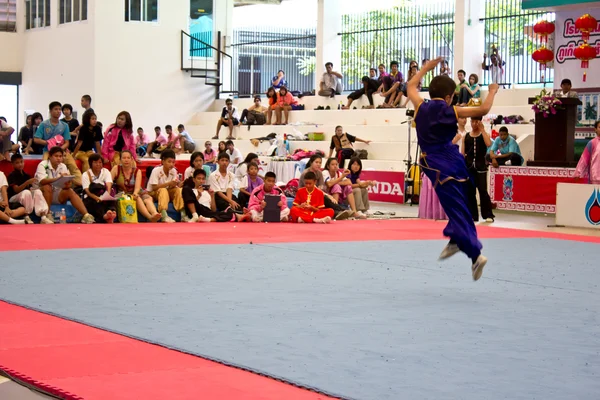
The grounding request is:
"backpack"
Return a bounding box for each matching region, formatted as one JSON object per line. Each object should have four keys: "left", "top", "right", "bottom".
{"left": 284, "top": 178, "right": 299, "bottom": 198}
{"left": 355, "top": 149, "right": 368, "bottom": 159}
{"left": 247, "top": 110, "right": 266, "bottom": 126}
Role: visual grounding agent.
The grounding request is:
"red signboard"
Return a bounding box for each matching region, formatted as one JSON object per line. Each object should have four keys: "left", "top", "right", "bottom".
{"left": 489, "top": 166, "right": 577, "bottom": 213}
{"left": 361, "top": 171, "right": 405, "bottom": 204}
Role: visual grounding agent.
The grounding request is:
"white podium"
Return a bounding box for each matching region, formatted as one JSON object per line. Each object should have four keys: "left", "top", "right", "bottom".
{"left": 555, "top": 183, "right": 600, "bottom": 229}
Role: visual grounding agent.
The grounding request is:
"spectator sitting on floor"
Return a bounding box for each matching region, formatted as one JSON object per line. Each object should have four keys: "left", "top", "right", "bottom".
{"left": 343, "top": 76, "right": 379, "bottom": 110}
{"left": 145, "top": 126, "right": 168, "bottom": 157}
{"left": 184, "top": 151, "right": 212, "bottom": 181}
{"left": 1, "top": 169, "right": 28, "bottom": 225}
{"left": 164, "top": 125, "right": 182, "bottom": 154}
{"left": 348, "top": 157, "right": 374, "bottom": 214}
{"left": 272, "top": 70, "right": 287, "bottom": 90}
{"left": 35, "top": 146, "right": 95, "bottom": 224}
{"left": 146, "top": 149, "right": 185, "bottom": 223}
{"left": 135, "top": 127, "right": 150, "bottom": 158}
{"left": 102, "top": 111, "right": 136, "bottom": 167}
{"left": 453, "top": 69, "right": 467, "bottom": 105}
{"left": 183, "top": 169, "right": 250, "bottom": 223}
{"left": 226, "top": 140, "right": 243, "bottom": 165}
{"left": 82, "top": 153, "right": 117, "bottom": 224}
{"left": 290, "top": 171, "right": 333, "bottom": 223}
{"left": 248, "top": 171, "right": 289, "bottom": 222}
{"left": 379, "top": 61, "right": 404, "bottom": 108}
{"left": 238, "top": 161, "right": 263, "bottom": 208}
{"left": 177, "top": 124, "right": 196, "bottom": 153}
{"left": 208, "top": 152, "right": 241, "bottom": 212}
{"left": 26, "top": 112, "right": 45, "bottom": 155}
{"left": 0, "top": 116, "right": 16, "bottom": 161}
{"left": 322, "top": 157, "right": 365, "bottom": 219}
{"left": 111, "top": 150, "right": 161, "bottom": 222}
{"left": 274, "top": 87, "right": 298, "bottom": 125}
{"left": 457, "top": 73, "right": 481, "bottom": 107}
{"left": 554, "top": 79, "right": 578, "bottom": 98}
{"left": 266, "top": 87, "right": 277, "bottom": 125}
{"left": 241, "top": 96, "right": 268, "bottom": 126}
{"left": 487, "top": 126, "right": 523, "bottom": 167}
{"left": 318, "top": 62, "right": 343, "bottom": 98}
{"left": 73, "top": 111, "right": 104, "bottom": 172}
{"left": 8, "top": 153, "right": 48, "bottom": 224}
{"left": 328, "top": 125, "right": 371, "bottom": 169}
{"left": 213, "top": 99, "right": 239, "bottom": 140}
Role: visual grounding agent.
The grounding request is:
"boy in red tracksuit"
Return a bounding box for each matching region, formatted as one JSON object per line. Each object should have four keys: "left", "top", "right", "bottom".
{"left": 290, "top": 171, "right": 334, "bottom": 223}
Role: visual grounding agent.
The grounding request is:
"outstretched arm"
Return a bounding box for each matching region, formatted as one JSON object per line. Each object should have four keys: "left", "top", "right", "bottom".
{"left": 456, "top": 83, "right": 499, "bottom": 118}
{"left": 408, "top": 57, "right": 443, "bottom": 109}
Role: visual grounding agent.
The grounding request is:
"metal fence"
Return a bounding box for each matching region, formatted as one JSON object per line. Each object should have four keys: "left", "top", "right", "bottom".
{"left": 231, "top": 28, "right": 317, "bottom": 97}
{"left": 339, "top": 1, "right": 455, "bottom": 91}
{"left": 480, "top": 0, "right": 555, "bottom": 85}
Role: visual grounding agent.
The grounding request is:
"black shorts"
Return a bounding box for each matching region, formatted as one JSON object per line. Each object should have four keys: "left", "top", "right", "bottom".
{"left": 222, "top": 118, "right": 239, "bottom": 126}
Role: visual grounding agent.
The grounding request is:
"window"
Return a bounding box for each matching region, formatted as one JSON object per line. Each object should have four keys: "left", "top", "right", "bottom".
{"left": 125, "top": 0, "right": 158, "bottom": 22}
{"left": 0, "top": 0, "right": 16, "bottom": 32}
{"left": 59, "top": 0, "right": 87, "bottom": 24}
{"left": 25, "top": 0, "right": 51, "bottom": 30}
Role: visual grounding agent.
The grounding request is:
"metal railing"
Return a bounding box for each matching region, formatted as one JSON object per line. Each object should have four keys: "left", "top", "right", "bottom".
{"left": 479, "top": 0, "right": 555, "bottom": 85}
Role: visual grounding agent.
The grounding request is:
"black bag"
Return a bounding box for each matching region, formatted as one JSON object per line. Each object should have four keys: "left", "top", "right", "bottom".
{"left": 355, "top": 149, "right": 368, "bottom": 159}
{"left": 247, "top": 111, "right": 266, "bottom": 126}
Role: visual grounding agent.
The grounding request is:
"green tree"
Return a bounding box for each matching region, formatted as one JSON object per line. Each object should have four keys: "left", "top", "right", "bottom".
{"left": 584, "top": 103, "right": 597, "bottom": 121}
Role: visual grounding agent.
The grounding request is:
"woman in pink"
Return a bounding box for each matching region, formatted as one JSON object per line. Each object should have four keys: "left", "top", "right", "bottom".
{"left": 575, "top": 120, "right": 600, "bottom": 184}
{"left": 274, "top": 86, "right": 298, "bottom": 125}
{"left": 102, "top": 111, "right": 136, "bottom": 167}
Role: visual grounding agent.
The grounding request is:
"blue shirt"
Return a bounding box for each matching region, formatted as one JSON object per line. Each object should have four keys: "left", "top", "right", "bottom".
{"left": 490, "top": 136, "right": 523, "bottom": 161}
{"left": 414, "top": 99, "right": 458, "bottom": 153}
{"left": 272, "top": 76, "right": 287, "bottom": 89}
{"left": 179, "top": 130, "right": 194, "bottom": 144}
{"left": 34, "top": 119, "right": 71, "bottom": 152}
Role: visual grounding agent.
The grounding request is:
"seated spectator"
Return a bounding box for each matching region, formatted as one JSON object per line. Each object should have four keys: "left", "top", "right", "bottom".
{"left": 377, "top": 63, "right": 388, "bottom": 84}
{"left": 265, "top": 87, "right": 277, "bottom": 125}
{"left": 36, "top": 146, "right": 95, "bottom": 224}
{"left": 399, "top": 61, "right": 421, "bottom": 108}
{"left": 487, "top": 127, "right": 523, "bottom": 167}
{"left": 554, "top": 79, "right": 578, "bottom": 98}
{"left": 235, "top": 152, "right": 259, "bottom": 183}
{"left": 439, "top": 60, "right": 451, "bottom": 76}
{"left": 8, "top": 153, "right": 49, "bottom": 224}
{"left": 33, "top": 102, "right": 82, "bottom": 187}
{"left": 238, "top": 161, "right": 264, "bottom": 208}
{"left": 208, "top": 152, "right": 241, "bottom": 212}
{"left": 248, "top": 171, "right": 289, "bottom": 222}
{"left": 272, "top": 70, "right": 287, "bottom": 90}
{"left": 274, "top": 87, "right": 298, "bottom": 125}
{"left": 457, "top": 73, "right": 481, "bottom": 107}
{"left": 318, "top": 62, "right": 343, "bottom": 98}
{"left": 290, "top": 171, "right": 333, "bottom": 223}
{"left": 111, "top": 150, "right": 161, "bottom": 222}
{"left": 343, "top": 76, "right": 379, "bottom": 110}
{"left": 348, "top": 157, "right": 374, "bottom": 214}
{"left": 218, "top": 140, "right": 227, "bottom": 154}
{"left": 177, "top": 124, "right": 195, "bottom": 153}
{"left": 164, "top": 125, "right": 182, "bottom": 154}
{"left": 380, "top": 61, "right": 403, "bottom": 108}
{"left": 82, "top": 153, "right": 117, "bottom": 223}
{"left": 145, "top": 126, "right": 168, "bottom": 157}
{"left": 183, "top": 169, "right": 250, "bottom": 223}
{"left": 574, "top": 120, "right": 600, "bottom": 184}
{"left": 226, "top": 140, "right": 244, "bottom": 165}
{"left": 213, "top": 98, "right": 239, "bottom": 140}
{"left": 73, "top": 111, "right": 103, "bottom": 172}
{"left": 453, "top": 69, "right": 467, "bottom": 105}
{"left": 184, "top": 151, "right": 212, "bottom": 180}
{"left": 146, "top": 149, "right": 185, "bottom": 223}
{"left": 27, "top": 112, "right": 45, "bottom": 154}
{"left": 102, "top": 111, "right": 136, "bottom": 167}
{"left": 135, "top": 127, "right": 150, "bottom": 157}
{"left": 0, "top": 116, "right": 16, "bottom": 161}
{"left": 18, "top": 115, "right": 35, "bottom": 155}
{"left": 61, "top": 104, "right": 80, "bottom": 156}
{"left": 322, "top": 157, "right": 365, "bottom": 219}
{"left": 204, "top": 141, "right": 218, "bottom": 171}
{"left": 0, "top": 169, "right": 27, "bottom": 225}
{"left": 369, "top": 67, "right": 377, "bottom": 79}
{"left": 328, "top": 125, "right": 371, "bottom": 169}
{"left": 240, "top": 96, "right": 268, "bottom": 126}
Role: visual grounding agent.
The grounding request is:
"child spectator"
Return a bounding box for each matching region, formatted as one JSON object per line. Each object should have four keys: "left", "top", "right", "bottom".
{"left": 274, "top": 86, "right": 297, "bottom": 125}
{"left": 183, "top": 169, "right": 251, "bottom": 223}
{"left": 458, "top": 74, "right": 481, "bottom": 107}
{"left": 18, "top": 115, "right": 35, "bottom": 155}
{"left": 208, "top": 152, "right": 241, "bottom": 212}
{"left": 184, "top": 151, "right": 212, "bottom": 180}
{"left": 238, "top": 162, "right": 264, "bottom": 208}
{"left": 226, "top": 140, "right": 244, "bottom": 165}
{"left": 290, "top": 171, "right": 333, "bottom": 223}
{"left": 235, "top": 152, "right": 259, "bottom": 183}
{"left": 213, "top": 98, "right": 239, "bottom": 140}
{"left": 36, "top": 146, "right": 95, "bottom": 224}
{"left": 111, "top": 150, "right": 161, "bottom": 222}
{"left": 348, "top": 157, "right": 374, "bottom": 214}
{"left": 322, "top": 157, "right": 365, "bottom": 219}
{"left": 73, "top": 111, "right": 104, "bottom": 172}
{"left": 266, "top": 87, "right": 277, "bottom": 125}
{"left": 204, "top": 141, "right": 217, "bottom": 169}
{"left": 272, "top": 70, "right": 287, "bottom": 89}
{"left": 165, "top": 125, "right": 182, "bottom": 154}
{"left": 102, "top": 111, "right": 136, "bottom": 167}
{"left": 0, "top": 170, "right": 28, "bottom": 224}
{"left": 60, "top": 104, "right": 80, "bottom": 155}
{"left": 135, "top": 127, "right": 150, "bottom": 157}
{"left": 177, "top": 124, "right": 195, "bottom": 153}
{"left": 7, "top": 153, "right": 48, "bottom": 223}
{"left": 146, "top": 149, "right": 185, "bottom": 223}
{"left": 248, "top": 171, "right": 289, "bottom": 222}
{"left": 145, "top": 126, "right": 168, "bottom": 157}
{"left": 328, "top": 125, "right": 371, "bottom": 169}
{"left": 82, "top": 153, "right": 117, "bottom": 223}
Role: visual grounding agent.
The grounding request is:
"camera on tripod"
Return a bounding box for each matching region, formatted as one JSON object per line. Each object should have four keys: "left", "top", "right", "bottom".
{"left": 405, "top": 109, "right": 415, "bottom": 118}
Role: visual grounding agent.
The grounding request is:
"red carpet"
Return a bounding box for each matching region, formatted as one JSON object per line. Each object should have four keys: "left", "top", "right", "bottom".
{"left": 1, "top": 219, "right": 599, "bottom": 252}
{"left": 0, "top": 301, "right": 335, "bottom": 400}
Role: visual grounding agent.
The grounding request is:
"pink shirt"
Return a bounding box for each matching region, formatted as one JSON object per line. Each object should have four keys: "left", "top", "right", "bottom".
{"left": 575, "top": 136, "right": 600, "bottom": 184}
{"left": 102, "top": 124, "right": 136, "bottom": 161}
{"left": 136, "top": 132, "right": 150, "bottom": 146}
{"left": 248, "top": 184, "right": 288, "bottom": 212}
{"left": 204, "top": 148, "right": 217, "bottom": 162}
{"left": 167, "top": 133, "right": 181, "bottom": 149}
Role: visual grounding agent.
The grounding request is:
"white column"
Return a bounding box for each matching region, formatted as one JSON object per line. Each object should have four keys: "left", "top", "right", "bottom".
{"left": 454, "top": 0, "right": 484, "bottom": 78}
{"left": 315, "top": 0, "right": 342, "bottom": 91}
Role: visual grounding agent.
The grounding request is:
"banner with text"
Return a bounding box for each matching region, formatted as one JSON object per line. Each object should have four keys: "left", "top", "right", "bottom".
{"left": 362, "top": 171, "right": 405, "bottom": 204}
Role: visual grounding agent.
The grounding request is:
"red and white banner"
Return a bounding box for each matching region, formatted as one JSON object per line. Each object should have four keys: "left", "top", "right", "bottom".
{"left": 362, "top": 171, "right": 405, "bottom": 204}
{"left": 489, "top": 166, "right": 576, "bottom": 213}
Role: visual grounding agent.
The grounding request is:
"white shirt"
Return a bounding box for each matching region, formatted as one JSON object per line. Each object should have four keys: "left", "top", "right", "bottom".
{"left": 0, "top": 171, "right": 7, "bottom": 203}
{"left": 227, "top": 148, "right": 243, "bottom": 164}
{"left": 82, "top": 168, "right": 113, "bottom": 198}
{"left": 222, "top": 106, "right": 240, "bottom": 120}
{"left": 184, "top": 166, "right": 195, "bottom": 180}
{"left": 208, "top": 170, "right": 235, "bottom": 193}
{"left": 321, "top": 73, "right": 340, "bottom": 90}
{"left": 192, "top": 188, "right": 211, "bottom": 208}
{"left": 34, "top": 160, "right": 69, "bottom": 191}
{"left": 147, "top": 166, "right": 179, "bottom": 191}
{"left": 236, "top": 163, "right": 248, "bottom": 182}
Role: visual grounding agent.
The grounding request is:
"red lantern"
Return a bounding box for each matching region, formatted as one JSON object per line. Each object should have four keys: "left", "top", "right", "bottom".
{"left": 575, "top": 14, "right": 598, "bottom": 42}
{"left": 533, "top": 20, "right": 555, "bottom": 44}
{"left": 532, "top": 47, "right": 554, "bottom": 69}
{"left": 574, "top": 43, "right": 596, "bottom": 81}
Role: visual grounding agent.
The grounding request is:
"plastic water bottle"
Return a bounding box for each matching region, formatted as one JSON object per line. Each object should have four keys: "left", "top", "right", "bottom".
{"left": 60, "top": 208, "right": 67, "bottom": 224}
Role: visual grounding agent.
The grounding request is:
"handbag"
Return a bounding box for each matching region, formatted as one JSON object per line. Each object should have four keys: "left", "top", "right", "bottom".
{"left": 116, "top": 195, "right": 138, "bottom": 223}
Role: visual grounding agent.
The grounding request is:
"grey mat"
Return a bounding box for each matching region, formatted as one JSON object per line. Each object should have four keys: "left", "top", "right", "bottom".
{"left": 1, "top": 239, "right": 599, "bottom": 400}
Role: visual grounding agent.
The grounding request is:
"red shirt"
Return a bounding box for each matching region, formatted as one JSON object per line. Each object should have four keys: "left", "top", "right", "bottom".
{"left": 293, "top": 187, "right": 326, "bottom": 208}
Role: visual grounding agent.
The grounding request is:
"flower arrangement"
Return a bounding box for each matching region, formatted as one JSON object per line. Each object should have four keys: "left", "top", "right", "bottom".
{"left": 531, "top": 88, "right": 563, "bottom": 118}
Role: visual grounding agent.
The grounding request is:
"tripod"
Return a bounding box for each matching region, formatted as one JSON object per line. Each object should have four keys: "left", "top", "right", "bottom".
{"left": 402, "top": 111, "right": 422, "bottom": 205}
